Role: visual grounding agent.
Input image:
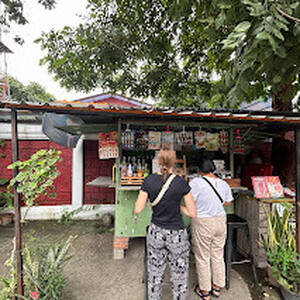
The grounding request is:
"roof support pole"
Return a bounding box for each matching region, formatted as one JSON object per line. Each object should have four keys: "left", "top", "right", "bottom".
{"left": 11, "top": 108, "right": 24, "bottom": 298}
{"left": 229, "top": 128, "right": 234, "bottom": 177}
{"left": 295, "top": 127, "right": 300, "bottom": 254}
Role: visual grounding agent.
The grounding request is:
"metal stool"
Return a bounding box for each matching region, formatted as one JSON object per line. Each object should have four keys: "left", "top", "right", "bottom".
{"left": 225, "top": 214, "right": 258, "bottom": 289}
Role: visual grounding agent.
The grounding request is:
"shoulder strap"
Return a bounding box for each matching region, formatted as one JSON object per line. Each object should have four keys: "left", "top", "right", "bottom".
{"left": 149, "top": 174, "right": 176, "bottom": 208}
{"left": 201, "top": 176, "right": 224, "bottom": 203}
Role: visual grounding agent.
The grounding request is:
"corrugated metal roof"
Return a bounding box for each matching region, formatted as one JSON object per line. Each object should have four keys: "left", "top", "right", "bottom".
{"left": 1, "top": 100, "right": 300, "bottom": 127}
{"left": 241, "top": 98, "right": 272, "bottom": 111}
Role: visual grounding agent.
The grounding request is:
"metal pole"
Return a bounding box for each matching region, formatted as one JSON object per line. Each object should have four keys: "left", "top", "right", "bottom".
{"left": 229, "top": 128, "right": 234, "bottom": 177}
{"left": 295, "top": 127, "right": 300, "bottom": 254}
{"left": 11, "top": 108, "right": 24, "bottom": 298}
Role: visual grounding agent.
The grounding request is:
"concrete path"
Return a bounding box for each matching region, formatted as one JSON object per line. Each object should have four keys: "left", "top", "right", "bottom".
{"left": 0, "top": 221, "right": 252, "bottom": 300}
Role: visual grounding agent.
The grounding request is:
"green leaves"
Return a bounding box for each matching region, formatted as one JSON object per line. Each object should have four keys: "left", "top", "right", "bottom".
{"left": 7, "top": 148, "right": 61, "bottom": 208}
{"left": 36, "top": 0, "right": 300, "bottom": 110}
{"left": 222, "top": 21, "right": 251, "bottom": 49}
{"left": 8, "top": 76, "right": 55, "bottom": 103}
{"left": 235, "top": 21, "right": 252, "bottom": 32}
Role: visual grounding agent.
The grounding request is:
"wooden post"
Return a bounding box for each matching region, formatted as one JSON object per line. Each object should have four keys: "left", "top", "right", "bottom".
{"left": 295, "top": 127, "right": 300, "bottom": 254}
{"left": 11, "top": 109, "right": 24, "bottom": 298}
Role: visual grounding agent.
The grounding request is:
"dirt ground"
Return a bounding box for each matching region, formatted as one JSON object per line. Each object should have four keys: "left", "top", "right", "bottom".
{"left": 0, "top": 221, "right": 281, "bottom": 300}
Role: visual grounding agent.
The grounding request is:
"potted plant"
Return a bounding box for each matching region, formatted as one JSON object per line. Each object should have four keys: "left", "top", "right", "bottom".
{"left": 261, "top": 203, "right": 299, "bottom": 299}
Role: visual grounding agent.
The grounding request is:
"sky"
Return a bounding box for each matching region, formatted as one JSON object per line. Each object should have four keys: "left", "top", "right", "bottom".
{"left": 3, "top": 0, "right": 103, "bottom": 101}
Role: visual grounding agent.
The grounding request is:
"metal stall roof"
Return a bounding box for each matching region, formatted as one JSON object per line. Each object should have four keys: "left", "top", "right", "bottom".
{"left": 1, "top": 101, "right": 300, "bottom": 129}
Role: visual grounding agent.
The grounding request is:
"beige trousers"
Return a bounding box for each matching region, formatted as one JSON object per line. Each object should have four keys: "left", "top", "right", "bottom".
{"left": 191, "top": 216, "right": 227, "bottom": 291}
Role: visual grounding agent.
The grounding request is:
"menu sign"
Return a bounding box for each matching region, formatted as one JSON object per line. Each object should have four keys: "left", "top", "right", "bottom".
{"left": 251, "top": 176, "right": 284, "bottom": 198}
{"left": 99, "top": 131, "right": 119, "bottom": 159}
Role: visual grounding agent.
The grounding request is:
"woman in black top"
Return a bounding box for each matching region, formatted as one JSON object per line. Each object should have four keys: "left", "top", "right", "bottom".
{"left": 135, "top": 147, "right": 196, "bottom": 300}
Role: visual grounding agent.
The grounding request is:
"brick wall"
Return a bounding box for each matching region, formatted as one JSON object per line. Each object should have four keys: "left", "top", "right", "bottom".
{"left": 0, "top": 140, "right": 72, "bottom": 205}
{"left": 84, "top": 140, "right": 115, "bottom": 204}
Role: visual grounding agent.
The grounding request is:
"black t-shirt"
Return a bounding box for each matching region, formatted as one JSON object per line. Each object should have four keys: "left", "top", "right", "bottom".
{"left": 141, "top": 174, "right": 191, "bottom": 230}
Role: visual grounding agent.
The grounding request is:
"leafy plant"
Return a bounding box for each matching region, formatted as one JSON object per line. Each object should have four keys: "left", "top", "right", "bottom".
{"left": 0, "top": 235, "right": 76, "bottom": 300}
{"left": 23, "top": 235, "right": 76, "bottom": 300}
{"left": 267, "top": 247, "right": 300, "bottom": 294}
{"left": 0, "top": 240, "right": 17, "bottom": 300}
{"left": 261, "top": 202, "right": 296, "bottom": 252}
{"left": 0, "top": 178, "right": 14, "bottom": 210}
{"left": 7, "top": 148, "right": 62, "bottom": 207}
{"left": 59, "top": 206, "right": 96, "bottom": 225}
{"left": 0, "top": 139, "right": 5, "bottom": 158}
{"left": 262, "top": 202, "right": 298, "bottom": 294}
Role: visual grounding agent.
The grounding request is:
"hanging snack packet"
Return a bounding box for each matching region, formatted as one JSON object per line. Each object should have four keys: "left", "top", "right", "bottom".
{"left": 219, "top": 130, "right": 229, "bottom": 154}
{"left": 178, "top": 131, "right": 193, "bottom": 151}
{"left": 136, "top": 130, "right": 148, "bottom": 149}
{"left": 234, "top": 129, "right": 245, "bottom": 154}
{"left": 205, "top": 132, "right": 220, "bottom": 151}
{"left": 174, "top": 132, "right": 182, "bottom": 151}
{"left": 161, "top": 131, "right": 174, "bottom": 149}
{"left": 194, "top": 131, "right": 207, "bottom": 149}
{"left": 148, "top": 131, "right": 161, "bottom": 150}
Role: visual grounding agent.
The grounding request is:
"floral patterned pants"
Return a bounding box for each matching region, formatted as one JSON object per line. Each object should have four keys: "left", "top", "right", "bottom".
{"left": 146, "top": 222, "right": 190, "bottom": 300}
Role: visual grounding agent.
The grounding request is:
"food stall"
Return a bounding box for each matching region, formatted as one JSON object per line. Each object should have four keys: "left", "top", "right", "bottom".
{"left": 2, "top": 101, "right": 299, "bottom": 263}
{"left": 92, "top": 114, "right": 298, "bottom": 261}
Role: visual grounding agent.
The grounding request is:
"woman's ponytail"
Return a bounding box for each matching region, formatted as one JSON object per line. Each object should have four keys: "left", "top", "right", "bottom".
{"left": 158, "top": 147, "right": 176, "bottom": 181}
{"left": 161, "top": 166, "right": 169, "bottom": 181}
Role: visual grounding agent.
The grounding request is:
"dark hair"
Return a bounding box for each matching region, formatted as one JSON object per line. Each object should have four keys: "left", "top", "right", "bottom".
{"left": 198, "top": 157, "right": 216, "bottom": 174}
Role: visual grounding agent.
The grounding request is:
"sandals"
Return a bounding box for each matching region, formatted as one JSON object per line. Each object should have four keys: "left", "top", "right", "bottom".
{"left": 211, "top": 284, "right": 221, "bottom": 298}
{"left": 193, "top": 285, "right": 211, "bottom": 300}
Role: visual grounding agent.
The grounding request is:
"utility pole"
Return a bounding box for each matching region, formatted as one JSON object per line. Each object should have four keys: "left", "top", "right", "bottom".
{"left": 0, "top": 4, "right": 12, "bottom": 101}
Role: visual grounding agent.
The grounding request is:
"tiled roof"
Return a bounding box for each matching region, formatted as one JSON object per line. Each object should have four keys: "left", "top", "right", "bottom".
{"left": 62, "top": 92, "right": 151, "bottom": 107}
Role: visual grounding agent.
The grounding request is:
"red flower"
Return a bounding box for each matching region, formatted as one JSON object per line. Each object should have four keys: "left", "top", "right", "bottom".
{"left": 30, "top": 291, "right": 39, "bottom": 299}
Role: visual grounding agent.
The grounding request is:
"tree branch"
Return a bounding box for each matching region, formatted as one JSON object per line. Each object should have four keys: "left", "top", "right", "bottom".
{"left": 275, "top": 6, "right": 300, "bottom": 23}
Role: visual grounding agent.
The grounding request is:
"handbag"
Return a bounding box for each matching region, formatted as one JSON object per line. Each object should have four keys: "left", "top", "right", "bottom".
{"left": 201, "top": 176, "right": 224, "bottom": 203}
{"left": 148, "top": 173, "right": 176, "bottom": 209}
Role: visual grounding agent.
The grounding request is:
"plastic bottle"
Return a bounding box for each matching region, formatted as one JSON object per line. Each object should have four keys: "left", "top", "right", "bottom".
{"left": 127, "top": 160, "right": 133, "bottom": 177}
{"left": 144, "top": 163, "right": 149, "bottom": 178}
{"left": 137, "top": 158, "right": 143, "bottom": 177}
{"left": 121, "top": 157, "right": 127, "bottom": 177}
{"left": 132, "top": 156, "right": 137, "bottom": 176}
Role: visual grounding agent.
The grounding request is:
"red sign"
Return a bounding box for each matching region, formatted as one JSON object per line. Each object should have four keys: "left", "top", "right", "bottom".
{"left": 251, "top": 176, "right": 284, "bottom": 198}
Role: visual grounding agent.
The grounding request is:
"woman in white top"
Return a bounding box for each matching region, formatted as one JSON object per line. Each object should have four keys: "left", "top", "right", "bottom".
{"left": 189, "top": 157, "right": 233, "bottom": 300}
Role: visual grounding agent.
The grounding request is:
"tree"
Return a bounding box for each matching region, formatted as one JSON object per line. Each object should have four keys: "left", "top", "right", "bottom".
{"left": 1, "top": 0, "right": 56, "bottom": 44}
{"left": 37, "top": 0, "right": 300, "bottom": 110}
{"left": 8, "top": 76, "right": 55, "bottom": 103}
